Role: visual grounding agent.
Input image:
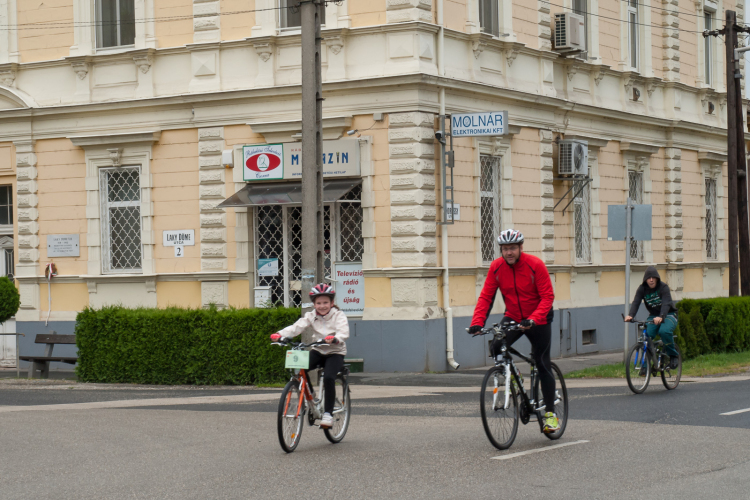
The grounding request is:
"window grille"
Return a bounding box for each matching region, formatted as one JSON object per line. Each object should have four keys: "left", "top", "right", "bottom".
{"left": 338, "top": 185, "right": 363, "bottom": 262}
{"left": 97, "top": 0, "right": 135, "bottom": 48}
{"left": 281, "top": 0, "right": 325, "bottom": 28}
{"left": 574, "top": 182, "right": 592, "bottom": 263}
{"left": 628, "top": 171, "right": 644, "bottom": 261}
{"left": 256, "top": 205, "right": 285, "bottom": 306}
{"left": 479, "top": 0, "right": 499, "bottom": 37}
{"left": 480, "top": 155, "right": 501, "bottom": 264}
{"left": 100, "top": 167, "right": 142, "bottom": 273}
{"left": 0, "top": 185, "right": 11, "bottom": 226}
{"left": 705, "top": 177, "right": 717, "bottom": 260}
{"left": 628, "top": 0, "right": 638, "bottom": 70}
{"left": 3, "top": 248, "right": 13, "bottom": 281}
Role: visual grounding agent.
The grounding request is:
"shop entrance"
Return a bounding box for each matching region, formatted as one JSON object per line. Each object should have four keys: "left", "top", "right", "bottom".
{"left": 254, "top": 185, "right": 363, "bottom": 307}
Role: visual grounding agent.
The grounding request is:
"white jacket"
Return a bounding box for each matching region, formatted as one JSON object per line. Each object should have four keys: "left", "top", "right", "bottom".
{"left": 277, "top": 307, "right": 349, "bottom": 356}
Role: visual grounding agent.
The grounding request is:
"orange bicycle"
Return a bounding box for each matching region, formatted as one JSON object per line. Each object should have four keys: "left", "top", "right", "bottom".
{"left": 272, "top": 339, "right": 351, "bottom": 453}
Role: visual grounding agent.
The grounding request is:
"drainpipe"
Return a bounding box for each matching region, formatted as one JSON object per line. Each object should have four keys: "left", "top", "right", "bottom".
{"left": 438, "top": 0, "right": 459, "bottom": 370}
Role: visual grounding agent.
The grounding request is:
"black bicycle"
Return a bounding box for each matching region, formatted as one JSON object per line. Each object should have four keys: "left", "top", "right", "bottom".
{"left": 625, "top": 319, "right": 682, "bottom": 394}
{"left": 470, "top": 322, "right": 568, "bottom": 450}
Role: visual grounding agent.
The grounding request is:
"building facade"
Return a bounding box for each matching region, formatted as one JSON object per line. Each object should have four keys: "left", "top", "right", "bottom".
{"left": 0, "top": 0, "right": 739, "bottom": 371}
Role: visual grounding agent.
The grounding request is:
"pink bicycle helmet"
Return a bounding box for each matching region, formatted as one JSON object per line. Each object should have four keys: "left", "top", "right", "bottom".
{"left": 309, "top": 283, "right": 335, "bottom": 299}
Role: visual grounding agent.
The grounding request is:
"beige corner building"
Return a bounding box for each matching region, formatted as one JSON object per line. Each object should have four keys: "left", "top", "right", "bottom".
{"left": 0, "top": 0, "right": 739, "bottom": 371}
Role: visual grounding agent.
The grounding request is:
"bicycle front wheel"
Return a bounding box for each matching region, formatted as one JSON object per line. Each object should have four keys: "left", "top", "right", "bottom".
{"left": 661, "top": 346, "right": 682, "bottom": 390}
{"left": 277, "top": 380, "right": 305, "bottom": 453}
{"left": 626, "top": 343, "right": 652, "bottom": 394}
{"left": 480, "top": 366, "right": 519, "bottom": 450}
{"left": 324, "top": 375, "right": 351, "bottom": 444}
{"left": 535, "top": 362, "right": 568, "bottom": 441}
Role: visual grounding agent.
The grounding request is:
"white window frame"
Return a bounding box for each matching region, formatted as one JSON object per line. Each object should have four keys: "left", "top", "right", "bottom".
{"left": 99, "top": 165, "right": 143, "bottom": 274}
{"left": 478, "top": 0, "right": 500, "bottom": 37}
{"left": 572, "top": 0, "right": 588, "bottom": 60}
{"left": 627, "top": 0, "right": 638, "bottom": 70}
{"left": 0, "top": 184, "right": 12, "bottom": 232}
{"left": 96, "top": 0, "right": 136, "bottom": 49}
{"left": 704, "top": 11, "right": 712, "bottom": 86}
{"left": 70, "top": 0, "right": 155, "bottom": 56}
{"left": 279, "top": 0, "right": 325, "bottom": 30}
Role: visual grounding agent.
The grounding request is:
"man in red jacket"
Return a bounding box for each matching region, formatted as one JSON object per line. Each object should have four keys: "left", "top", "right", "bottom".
{"left": 468, "top": 229, "right": 559, "bottom": 433}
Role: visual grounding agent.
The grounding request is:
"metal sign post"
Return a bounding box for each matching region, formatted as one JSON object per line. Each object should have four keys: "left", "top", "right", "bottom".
{"left": 607, "top": 201, "right": 652, "bottom": 363}
{"left": 438, "top": 114, "right": 454, "bottom": 226}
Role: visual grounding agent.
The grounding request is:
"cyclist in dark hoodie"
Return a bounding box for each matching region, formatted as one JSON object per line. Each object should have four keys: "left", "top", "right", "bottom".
{"left": 624, "top": 266, "right": 679, "bottom": 369}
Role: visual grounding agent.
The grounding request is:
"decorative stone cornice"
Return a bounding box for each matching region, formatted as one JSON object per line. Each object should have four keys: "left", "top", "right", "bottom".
{"left": 66, "top": 56, "right": 92, "bottom": 80}
{"left": 68, "top": 131, "right": 162, "bottom": 148}
{"left": 132, "top": 49, "right": 156, "bottom": 74}
{"left": 620, "top": 141, "right": 660, "bottom": 155}
{"left": 247, "top": 116, "right": 353, "bottom": 143}
{"left": 0, "top": 63, "right": 19, "bottom": 87}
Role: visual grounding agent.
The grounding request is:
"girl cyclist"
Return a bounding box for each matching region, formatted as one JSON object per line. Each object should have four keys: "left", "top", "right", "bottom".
{"left": 270, "top": 283, "right": 349, "bottom": 429}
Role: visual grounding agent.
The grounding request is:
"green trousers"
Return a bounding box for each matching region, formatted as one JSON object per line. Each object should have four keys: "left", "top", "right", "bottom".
{"left": 646, "top": 314, "right": 679, "bottom": 357}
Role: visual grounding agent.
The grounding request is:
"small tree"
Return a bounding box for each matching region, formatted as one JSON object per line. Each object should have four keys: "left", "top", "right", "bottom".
{"left": 0, "top": 276, "right": 20, "bottom": 324}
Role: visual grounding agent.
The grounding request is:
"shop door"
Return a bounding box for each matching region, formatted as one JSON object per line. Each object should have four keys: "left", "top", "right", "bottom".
{"left": 254, "top": 186, "right": 363, "bottom": 307}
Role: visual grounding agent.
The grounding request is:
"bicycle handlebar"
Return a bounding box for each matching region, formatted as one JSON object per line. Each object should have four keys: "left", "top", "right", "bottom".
{"left": 271, "top": 339, "right": 329, "bottom": 349}
{"left": 467, "top": 322, "right": 523, "bottom": 337}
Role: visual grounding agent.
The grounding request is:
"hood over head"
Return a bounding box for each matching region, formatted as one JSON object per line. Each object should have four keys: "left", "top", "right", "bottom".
{"left": 643, "top": 266, "right": 661, "bottom": 285}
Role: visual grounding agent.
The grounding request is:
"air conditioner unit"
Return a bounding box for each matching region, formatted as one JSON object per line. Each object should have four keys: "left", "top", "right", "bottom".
{"left": 559, "top": 140, "right": 589, "bottom": 176}
{"left": 554, "top": 13, "right": 585, "bottom": 53}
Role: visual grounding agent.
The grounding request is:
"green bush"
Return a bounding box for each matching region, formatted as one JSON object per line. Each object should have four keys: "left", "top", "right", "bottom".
{"left": 75, "top": 306, "right": 301, "bottom": 385}
{"left": 0, "top": 276, "right": 20, "bottom": 324}
{"left": 675, "top": 297, "right": 750, "bottom": 359}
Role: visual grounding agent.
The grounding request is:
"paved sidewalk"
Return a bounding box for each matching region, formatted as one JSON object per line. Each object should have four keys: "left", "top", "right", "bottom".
{"left": 0, "top": 351, "right": 624, "bottom": 387}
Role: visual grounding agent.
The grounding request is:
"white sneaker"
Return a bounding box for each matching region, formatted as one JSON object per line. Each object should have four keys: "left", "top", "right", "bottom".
{"left": 320, "top": 412, "right": 333, "bottom": 428}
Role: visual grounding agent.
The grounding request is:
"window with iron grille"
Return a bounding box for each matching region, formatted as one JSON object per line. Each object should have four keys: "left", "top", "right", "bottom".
{"left": 705, "top": 177, "right": 717, "bottom": 260}
{"left": 479, "top": 0, "right": 500, "bottom": 37}
{"left": 100, "top": 166, "right": 142, "bottom": 273}
{"left": 281, "top": 0, "right": 325, "bottom": 28}
{"left": 0, "top": 185, "right": 11, "bottom": 226}
{"left": 254, "top": 186, "right": 362, "bottom": 307}
{"left": 574, "top": 182, "right": 592, "bottom": 263}
{"left": 480, "top": 155, "right": 501, "bottom": 264}
{"left": 96, "top": 0, "right": 135, "bottom": 48}
{"left": 628, "top": 171, "right": 644, "bottom": 261}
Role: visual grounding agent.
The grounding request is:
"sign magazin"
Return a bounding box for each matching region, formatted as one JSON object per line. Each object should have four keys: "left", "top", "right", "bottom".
{"left": 47, "top": 234, "right": 80, "bottom": 258}
{"left": 284, "top": 140, "right": 360, "bottom": 179}
{"left": 335, "top": 263, "right": 364, "bottom": 316}
{"left": 451, "top": 112, "right": 508, "bottom": 137}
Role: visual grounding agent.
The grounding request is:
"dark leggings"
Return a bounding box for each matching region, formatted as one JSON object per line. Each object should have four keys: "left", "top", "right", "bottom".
{"left": 307, "top": 350, "right": 345, "bottom": 414}
{"left": 491, "top": 317, "right": 556, "bottom": 414}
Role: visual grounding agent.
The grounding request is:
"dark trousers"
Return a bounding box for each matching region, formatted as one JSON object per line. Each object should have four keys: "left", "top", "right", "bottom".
{"left": 491, "top": 317, "right": 556, "bottom": 414}
{"left": 308, "top": 350, "right": 345, "bottom": 414}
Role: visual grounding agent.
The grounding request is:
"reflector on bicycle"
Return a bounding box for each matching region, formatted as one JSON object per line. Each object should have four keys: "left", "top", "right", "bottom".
{"left": 285, "top": 351, "right": 310, "bottom": 369}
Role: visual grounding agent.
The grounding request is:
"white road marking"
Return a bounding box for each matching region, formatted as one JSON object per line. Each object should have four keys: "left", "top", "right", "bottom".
{"left": 491, "top": 440, "right": 589, "bottom": 460}
{"left": 720, "top": 407, "right": 750, "bottom": 416}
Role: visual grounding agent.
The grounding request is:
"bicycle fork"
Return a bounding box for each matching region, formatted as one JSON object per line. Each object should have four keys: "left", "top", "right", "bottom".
{"left": 492, "top": 364, "right": 512, "bottom": 410}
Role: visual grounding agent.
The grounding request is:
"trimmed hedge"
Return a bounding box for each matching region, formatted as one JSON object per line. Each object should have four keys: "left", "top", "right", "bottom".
{"left": 675, "top": 297, "right": 750, "bottom": 359}
{"left": 0, "top": 276, "right": 20, "bottom": 324}
{"left": 75, "top": 306, "right": 300, "bottom": 385}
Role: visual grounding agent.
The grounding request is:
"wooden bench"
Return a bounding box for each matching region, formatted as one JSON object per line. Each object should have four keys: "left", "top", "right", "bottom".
{"left": 19, "top": 334, "right": 78, "bottom": 379}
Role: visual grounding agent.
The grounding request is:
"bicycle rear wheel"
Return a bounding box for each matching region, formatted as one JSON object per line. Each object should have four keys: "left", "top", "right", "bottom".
{"left": 324, "top": 375, "right": 351, "bottom": 443}
{"left": 277, "top": 379, "right": 305, "bottom": 453}
{"left": 480, "top": 366, "right": 519, "bottom": 450}
{"left": 535, "top": 362, "right": 568, "bottom": 440}
{"left": 626, "top": 342, "right": 651, "bottom": 394}
{"left": 661, "top": 346, "right": 682, "bottom": 390}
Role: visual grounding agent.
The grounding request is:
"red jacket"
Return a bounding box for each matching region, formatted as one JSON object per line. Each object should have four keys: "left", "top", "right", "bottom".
{"left": 471, "top": 252, "right": 555, "bottom": 327}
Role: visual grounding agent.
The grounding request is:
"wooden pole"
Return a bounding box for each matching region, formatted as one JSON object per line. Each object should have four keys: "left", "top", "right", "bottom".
{"left": 726, "top": 10, "right": 740, "bottom": 296}
{"left": 735, "top": 37, "right": 750, "bottom": 295}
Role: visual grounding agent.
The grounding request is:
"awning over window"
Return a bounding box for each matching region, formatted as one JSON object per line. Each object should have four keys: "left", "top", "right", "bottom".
{"left": 218, "top": 178, "right": 362, "bottom": 208}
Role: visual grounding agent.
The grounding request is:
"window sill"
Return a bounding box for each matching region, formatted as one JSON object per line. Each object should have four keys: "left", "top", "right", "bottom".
{"left": 95, "top": 44, "right": 136, "bottom": 56}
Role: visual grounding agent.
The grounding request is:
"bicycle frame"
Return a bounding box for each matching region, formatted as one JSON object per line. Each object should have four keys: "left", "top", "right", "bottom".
{"left": 490, "top": 330, "right": 547, "bottom": 416}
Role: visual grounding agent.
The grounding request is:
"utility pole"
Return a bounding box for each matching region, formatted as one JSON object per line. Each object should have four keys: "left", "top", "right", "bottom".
{"left": 723, "top": 10, "right": 740, "bottom": 296}
{"left": 733, "top": 29, "right": 750, "bottom": 295}
{"left": 300, "top": 0, "right": 325, "bottom": 311}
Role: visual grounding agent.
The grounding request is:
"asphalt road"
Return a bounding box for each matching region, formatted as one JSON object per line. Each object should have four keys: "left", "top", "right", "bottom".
{"left": 0, "top": 374, "right": 748, "bottom": 499}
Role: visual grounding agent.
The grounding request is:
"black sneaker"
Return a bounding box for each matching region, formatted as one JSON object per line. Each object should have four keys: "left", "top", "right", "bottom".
{"left": 669, "top": 357, "right": 680, "bottom": 370}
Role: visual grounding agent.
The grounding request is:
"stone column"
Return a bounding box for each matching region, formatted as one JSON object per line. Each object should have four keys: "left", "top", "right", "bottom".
{"left": 540, "top": 130, "right": 555, "bottom": 264}
{"left": 388, "top": 112, "right": 439, "bottom": 317}
{"left": 662, "top": 0, "right": 680, "bottom": 82}
{"left": 664, "top": 147, "right": 683, "bottom": 263}
{"left": 15, "top": 141, "right": 39, "bottom": 320}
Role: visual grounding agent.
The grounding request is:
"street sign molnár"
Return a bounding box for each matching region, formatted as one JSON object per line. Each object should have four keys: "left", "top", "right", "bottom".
{"left": 451, "top": 112, "right": 508, "bottom": 137}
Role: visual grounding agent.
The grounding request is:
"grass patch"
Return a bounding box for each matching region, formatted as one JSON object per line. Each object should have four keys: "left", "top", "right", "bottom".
{"left": 566, "top": 350, "right": 750, "bottom": 379}
{"left": 255, "top": 382, "right": 287, "bottom": 388}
